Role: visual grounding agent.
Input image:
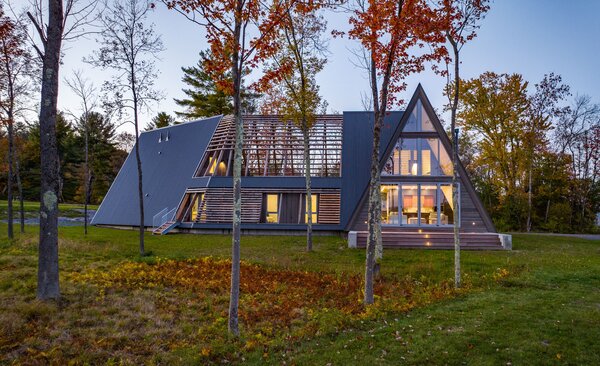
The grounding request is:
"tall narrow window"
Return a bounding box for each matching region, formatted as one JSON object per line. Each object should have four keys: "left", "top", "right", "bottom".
{"left": 402, "top": 185, "right": 419, "bottom": 225}
{"left": 381, "top": 185, "right": 399, "bottom": 224}
{"left": 191, "top": 195, "right": 199, "bottom": 221}
{"left": 304, "top": 194, "right": 318, "bottom": 224}
{"left": 420, "top": 185, "right": 437, "bottom": 225}
{"left": 265, "top": 194, "right": 279, "bottom": 223}
{"left": 440, "top": 184, "right": 455, "bottom": 225}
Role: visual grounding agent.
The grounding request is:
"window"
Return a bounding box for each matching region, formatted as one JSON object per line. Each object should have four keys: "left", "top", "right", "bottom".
{"left": 440, "top": 184, "right": 455, "bottom": 225}
{"left": 265, "top": 194, "right": 279, "bottom": 223}
{"left": 191, "top": 195, "right": 199, "bottom": 221}
{"left": 381, "top": 185, "right": 399, "bottom": 224}
{"left": 304, "top": 194, "right": 318, "bottom": 223}
{"left": 383, "top": 138, "right": 452, "bottom": 176}
{"left": 381, "top": 183, "right": 458, "bottom": 226}
{"left": 401, "top": 100, "right": 435, "bottom": 132}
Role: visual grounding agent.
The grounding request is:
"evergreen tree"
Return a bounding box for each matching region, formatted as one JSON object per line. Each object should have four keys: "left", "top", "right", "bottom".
{"left": 174, "top": 51, "right": 260, "bottom": 120}
{"left": 145, "top": 111, "right": 176, "bottom": 130}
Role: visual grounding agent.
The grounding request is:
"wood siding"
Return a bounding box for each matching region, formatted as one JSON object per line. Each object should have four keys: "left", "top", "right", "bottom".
{"left": 178, "top": 188, "right": 341, "bottom": 225}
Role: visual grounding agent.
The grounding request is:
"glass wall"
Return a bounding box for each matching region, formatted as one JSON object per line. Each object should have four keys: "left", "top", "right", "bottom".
{"left": 402, "top": 100, "right": 435, "bottom": 132}
{"left": 381, "top": 183, "right": 458, "bottom": 227}
{"left": 383, "top": 138, "right": 452, "bottom": 176}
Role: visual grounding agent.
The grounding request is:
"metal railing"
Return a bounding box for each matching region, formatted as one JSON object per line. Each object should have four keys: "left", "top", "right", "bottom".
{"left": 153, "top": 207, "right": 178, "bottom": 232}
{"left": 152, "top": 208, "right": 168, "bottom": 230}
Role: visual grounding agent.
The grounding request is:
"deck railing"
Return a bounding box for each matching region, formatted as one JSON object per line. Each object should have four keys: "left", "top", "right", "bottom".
{"left": 152, "top": 208, "right": 168, "bottom": 230}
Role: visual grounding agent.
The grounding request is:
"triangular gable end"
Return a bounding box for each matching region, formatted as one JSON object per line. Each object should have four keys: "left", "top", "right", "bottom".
{"left": 347, "top": 85, "right": 496, "bottom": 232}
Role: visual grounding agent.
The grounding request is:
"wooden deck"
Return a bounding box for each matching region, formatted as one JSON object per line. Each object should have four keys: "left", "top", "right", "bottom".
{"left": 355, "top": 231, "right": 504, "bottom": 250}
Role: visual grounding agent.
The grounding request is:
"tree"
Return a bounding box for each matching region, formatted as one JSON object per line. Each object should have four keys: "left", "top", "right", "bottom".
{"left": 264, "top": 8, "right": 328, "bottom": 251}
{"left": 442, "top": 0, "right": 489, "bottom": 288}
{"left": 164, "top": 0, "right": 326, "bottom": 336}
{"left": 554, "top": 95, "right": 600, "bottom": 231}
{"left": 0, "top": 6, "right": 32, "bottom": 240}
{"left": 65, "top": 70, "right": 98, "bottom": 235}
{"left": 26, "top": 0, "right": 100, "bottom": 300}
{"left": 145, "top": 111, "right": 175, "bottom": 130}
{"left": 74, "top": 111, "right": 120, "bottom": 204}
{"left": 88, "top": 0, "right": 165, "bottom": 257}
{"left": 345, "top": 0, "right": 447, "bottom": 304}
{"left": 28, "top": 0, "right": 65, "bottom": 301}
{"left": 174, "top": 51, "right": 260, "bottom": 120}
{"left": 455, "top": 72, "right": 531, "bottom": 230}
{"left": 175, "top": 52, "right": 231, "bottom": 119}
{"left": 524, "top": 73, "right": 569, "bottom": 232}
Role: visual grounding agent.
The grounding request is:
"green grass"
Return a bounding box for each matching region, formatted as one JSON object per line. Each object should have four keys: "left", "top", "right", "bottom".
{"left": 0, "top": 224, "right": 598, "bottom": 365}
{"left": 0, "top": 200, "right": 99, "bottom": 219}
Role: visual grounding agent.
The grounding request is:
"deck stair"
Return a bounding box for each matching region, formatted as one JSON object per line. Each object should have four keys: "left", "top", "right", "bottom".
{"left": 153, "top": 220, "right": 180, "bottom": 235}
{"left": 356, "top": 231, "right": 503, "bottom": 250}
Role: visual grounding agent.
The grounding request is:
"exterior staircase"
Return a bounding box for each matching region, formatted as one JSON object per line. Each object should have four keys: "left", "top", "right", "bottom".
{"left": 152, "top": 220, "right": 179, "bottom": 235}
{"left": 355, "top": 231, "right": 504, "bottom": 250}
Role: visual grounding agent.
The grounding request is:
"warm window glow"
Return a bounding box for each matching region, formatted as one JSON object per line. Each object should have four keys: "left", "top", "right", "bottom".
{"left": 381, "top": 184, "right": 458, "bottom": 226}
{"left": 197, "top": 115, "right": 342, "bottom": 177}
{"left": 207, "top": 157, "right": 217, "bottom": 174}
{"left": 304, "top": 194, "right": 318, "bottom": 223}
{"left": 383, "top": 138, "right": 452, "bottom": 176}
{"left": 381, "top": 185, "right": 399, "bottom": 224}
{"left": 266, "top": 194, "right": 279, "bottom": 223}
{"left": 191, "top": 195, "right": 198, "bottom": 221}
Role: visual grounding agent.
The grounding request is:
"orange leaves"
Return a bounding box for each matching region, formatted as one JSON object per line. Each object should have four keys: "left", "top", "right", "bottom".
{"left": 72, "top": 257, "right": 472, "bottom": 332}
{"left": 347, "top": 0, "right": 449, "bottom": 108}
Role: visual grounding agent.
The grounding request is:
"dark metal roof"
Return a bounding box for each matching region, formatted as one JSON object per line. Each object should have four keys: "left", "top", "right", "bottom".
{"left": 91, "top": 116, "right": 222, "bottom": 226}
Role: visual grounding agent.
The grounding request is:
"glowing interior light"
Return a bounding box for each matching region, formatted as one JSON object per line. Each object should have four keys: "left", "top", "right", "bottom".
{"left": 411, "top": 162, "right": 418, "bottom": 175}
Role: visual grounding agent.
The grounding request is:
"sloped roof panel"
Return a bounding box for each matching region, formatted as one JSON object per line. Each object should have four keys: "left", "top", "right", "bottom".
{"left": 91, "top": 116, "right": 221, "bottom": 226}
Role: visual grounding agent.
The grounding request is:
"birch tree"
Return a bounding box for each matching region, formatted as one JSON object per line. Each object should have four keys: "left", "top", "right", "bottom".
{"left": 65, "top": 70, "right": 98, "bottom": 235}
{"left": 264, "top": 8, "right": 328, "bottom": 252}
{"left": 164, "top": 0, "right": 330, "bottom": 336}
{"left": 345, "top": 0, "right": 447, "bottom": 304}
{"left": 442, "top": 0, "right": 489, "bottom": 288}
{"left": 87, "top": 0, "right": 164, "bottom": 256}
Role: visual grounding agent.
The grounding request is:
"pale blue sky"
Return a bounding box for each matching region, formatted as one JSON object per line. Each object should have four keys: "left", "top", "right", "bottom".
{"left": 20, "top": 0, "right": 600, "bottom": 132}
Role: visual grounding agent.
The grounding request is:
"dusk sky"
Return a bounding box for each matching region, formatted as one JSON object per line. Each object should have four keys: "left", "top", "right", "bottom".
{"left": 17, "top": 0, "right": 600, "bottom": 133}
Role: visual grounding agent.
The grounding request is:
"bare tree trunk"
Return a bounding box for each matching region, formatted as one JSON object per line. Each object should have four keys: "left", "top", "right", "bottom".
{"left": 228, "top": 1, "right": 243, "bottom": 336}
{"left": 7, "top": 114, "right": 14, "bottom": 240}
{"left": 37, "top": 0, "right": 63, "bottom": 301}
{"left": 133, "top": 106, "right": 144, "bottom": 255}
{"left": 84, "top": 115, "right": 89, "bottom": 235}
{"left": 303, "top": 127, "right": 313, "bottom": 251}
{"left": 449, "top": 40, "right": 461, "bottom": 289}
{"left": 364, "top": 56, "right": 380, "bottom": 305}
{"left": 526, "top": 165, "right": 532, "bottom": 232}
{"left": 131, "top": 66, "right": 144, "bottom": 256}
{"left": 16, "top": 159, "right": 24, "bottom": 233}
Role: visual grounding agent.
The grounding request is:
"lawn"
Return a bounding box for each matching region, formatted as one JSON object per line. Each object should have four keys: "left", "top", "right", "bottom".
{"left": 0, "top": 222, "right": 598, "bottom": 365}
{"left": 0, "top": 200, "right": 99, "bottom": 219}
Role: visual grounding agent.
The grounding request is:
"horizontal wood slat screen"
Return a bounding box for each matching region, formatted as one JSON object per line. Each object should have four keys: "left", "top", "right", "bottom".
{"left": 318, "top": 193, "right": 341, "bottom": 224}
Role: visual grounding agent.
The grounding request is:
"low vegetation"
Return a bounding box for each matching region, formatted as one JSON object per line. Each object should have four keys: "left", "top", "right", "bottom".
{"left": 0, "top": 225, "right": 598, "bottom": 364}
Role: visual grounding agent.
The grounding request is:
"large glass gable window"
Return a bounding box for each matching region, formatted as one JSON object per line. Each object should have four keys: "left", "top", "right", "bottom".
{"left": 384, "top": 138, "right": 452, "bottom": 176}
{"left": 380, "top": 183, "right": 458, "bottom": 226}
{"left": 402, "top": 100, "right": 435, "bottom": 132}
{"left": 383, "top": 99, "right": 452, "bottom": 176}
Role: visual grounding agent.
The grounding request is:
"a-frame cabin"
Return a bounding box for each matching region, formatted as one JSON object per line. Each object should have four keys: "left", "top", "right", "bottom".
{"left": 92, "top": 86, "right": 509, "bottom": 249}
{"left": 346, "top": 85, "right": 506, "bottom": 249}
